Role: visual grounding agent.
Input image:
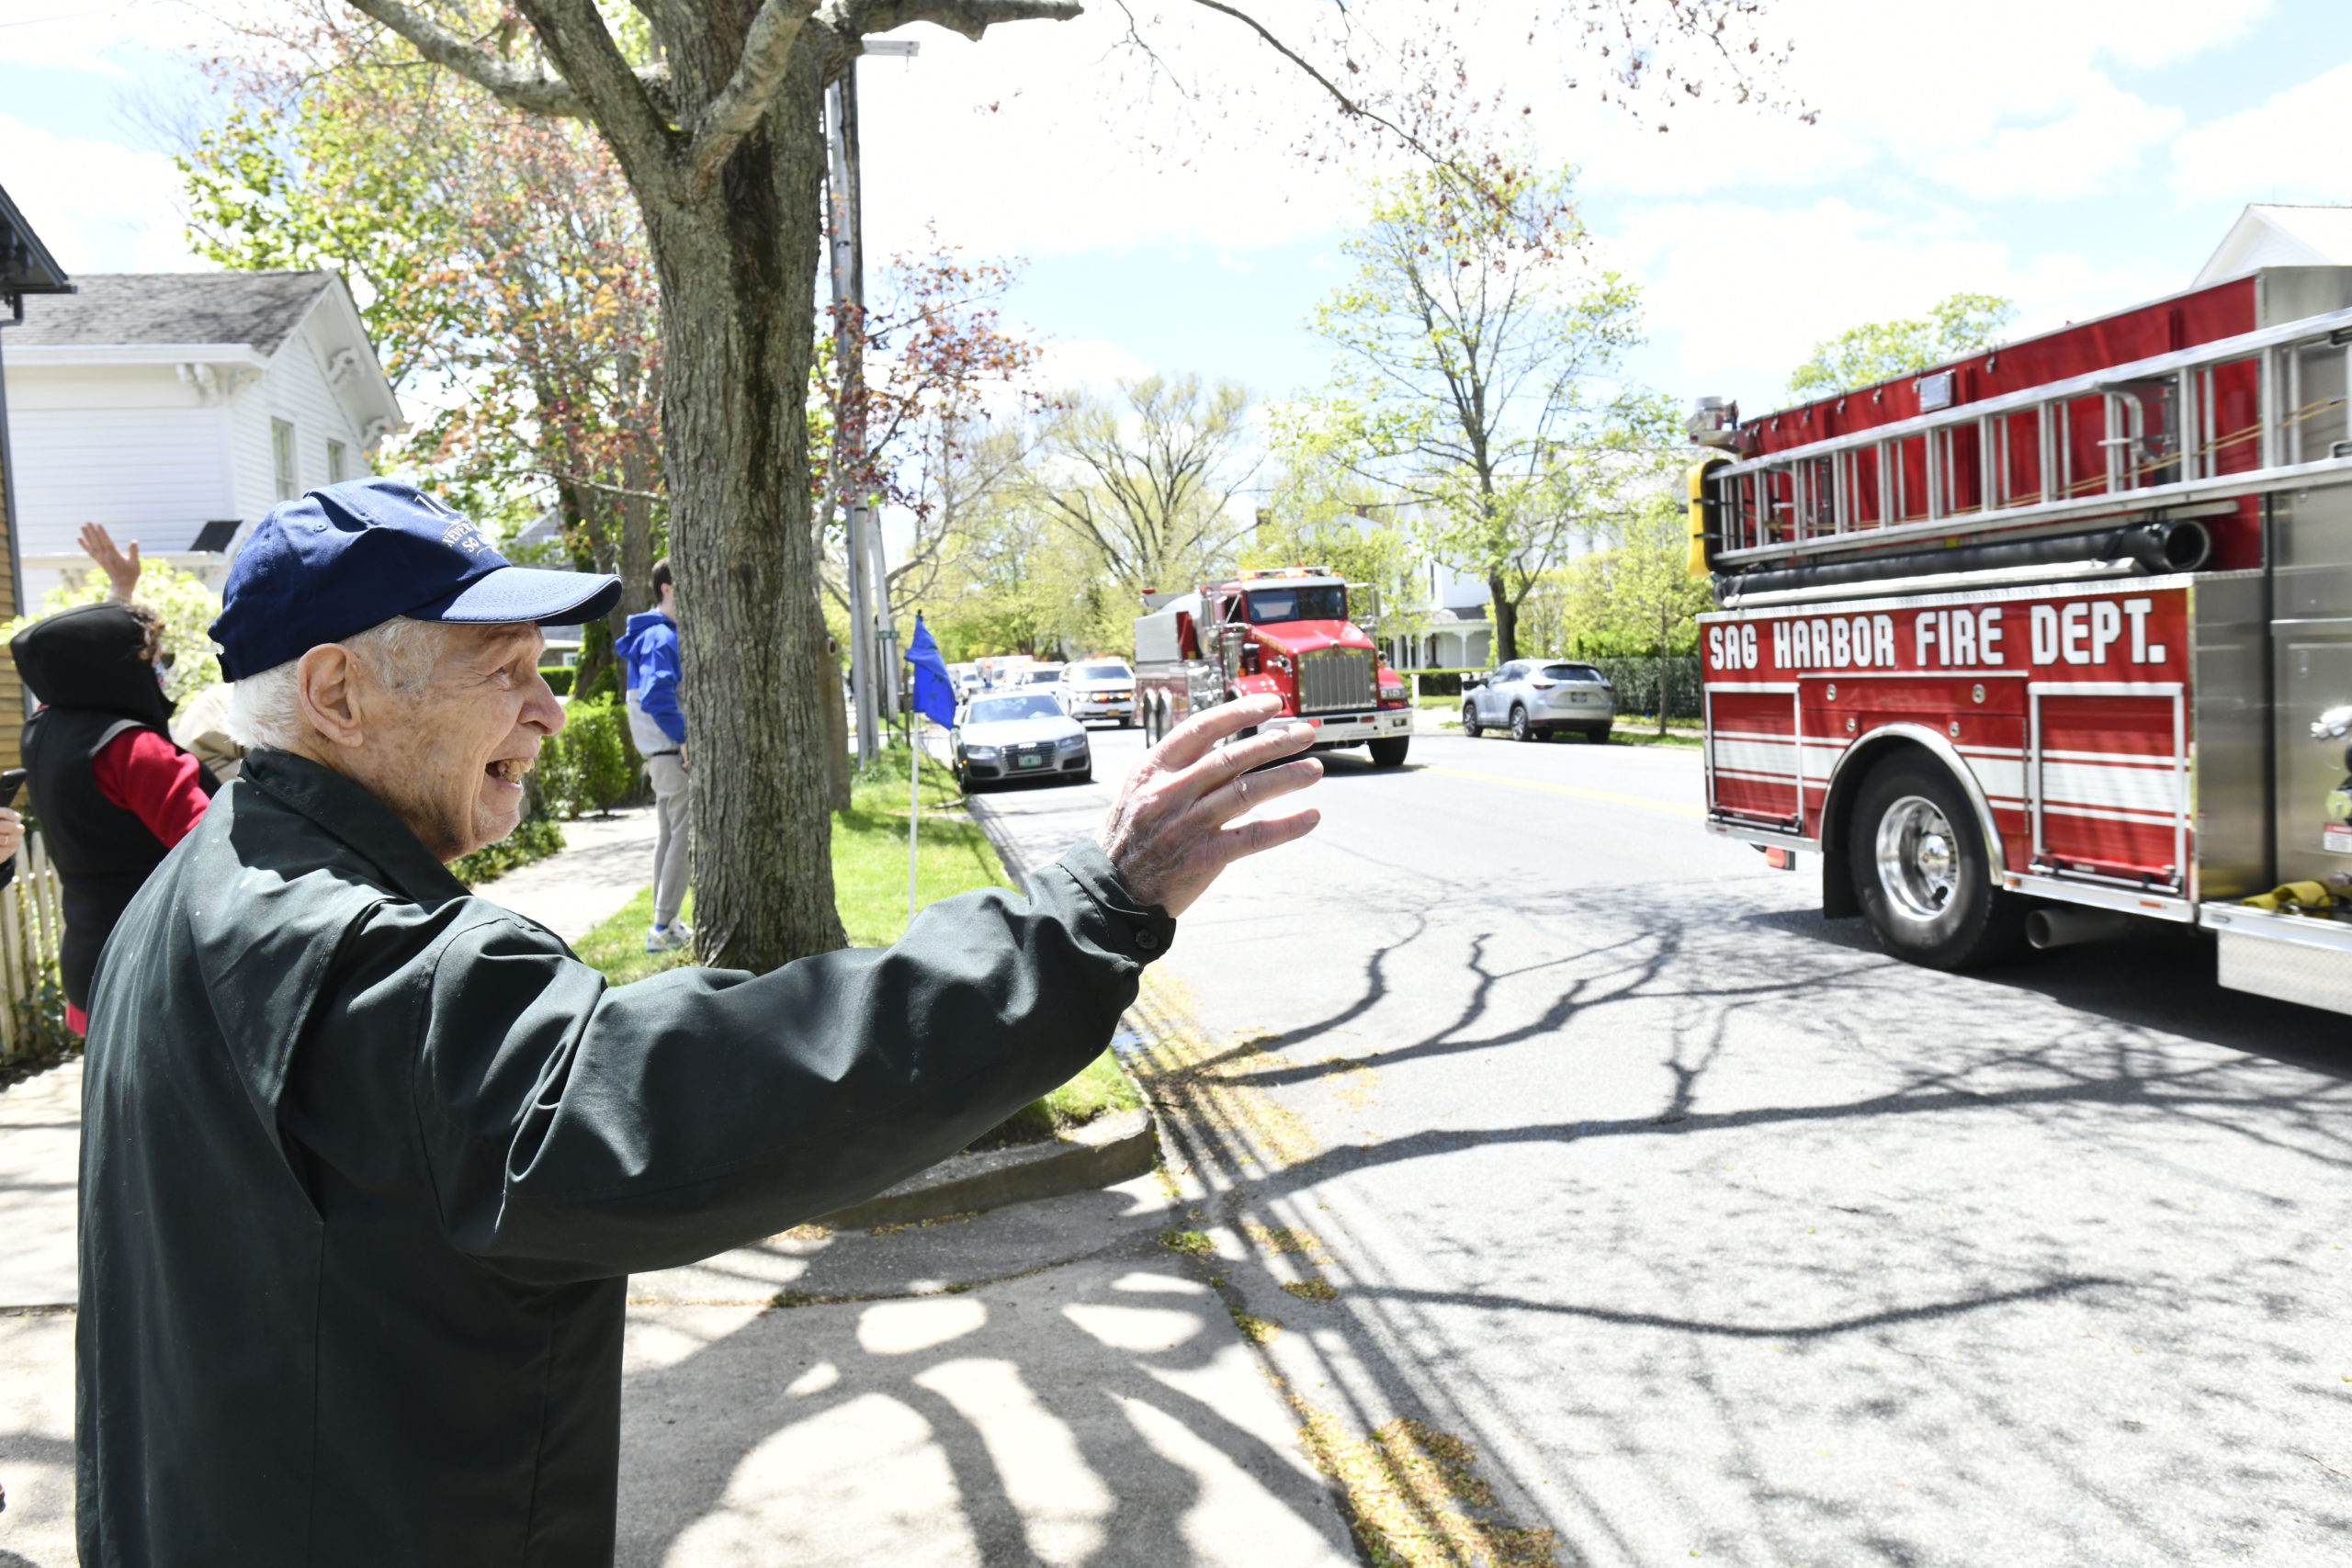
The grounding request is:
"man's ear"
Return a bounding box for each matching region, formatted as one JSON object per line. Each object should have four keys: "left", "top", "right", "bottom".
{"left": 295, "top": 645, "right": 368, "bottom": 751}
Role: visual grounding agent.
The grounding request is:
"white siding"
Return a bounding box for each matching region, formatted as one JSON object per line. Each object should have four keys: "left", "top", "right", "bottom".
{"left": 4, "top": 363, "right": 242, "bottom": 603}
{"left": 5, "top": 286, "right": 391, "bottom": 607}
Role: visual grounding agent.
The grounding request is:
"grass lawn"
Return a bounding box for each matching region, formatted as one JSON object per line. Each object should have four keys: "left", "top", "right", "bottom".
{"left": 568, "top": 744, "right": 1137, "bottom": 1144}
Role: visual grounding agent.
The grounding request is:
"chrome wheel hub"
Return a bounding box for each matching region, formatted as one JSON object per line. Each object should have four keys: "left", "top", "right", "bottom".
{"left": 1875, "top": 795, "right": 1961, "bottom": 921}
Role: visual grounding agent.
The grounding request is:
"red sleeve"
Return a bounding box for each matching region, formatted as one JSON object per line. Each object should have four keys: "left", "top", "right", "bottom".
{"left": 90, "top": 728, "right": 213, "bottom": 849}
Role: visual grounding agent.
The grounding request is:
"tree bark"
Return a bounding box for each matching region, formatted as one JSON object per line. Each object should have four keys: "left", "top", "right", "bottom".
{"left": 641, "top": 52, "right": 848, "bottom": 966}
{"left": 1487, "top": 572, "right": 1517, "bottom": 664}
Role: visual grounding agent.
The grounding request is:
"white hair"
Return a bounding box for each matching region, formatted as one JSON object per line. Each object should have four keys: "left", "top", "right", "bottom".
{"left": 229, "top": 616, "right": 453, "bottom": 751}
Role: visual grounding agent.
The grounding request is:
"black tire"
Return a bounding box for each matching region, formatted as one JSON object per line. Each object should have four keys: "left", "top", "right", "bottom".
{"left": 1070, "top": 767, "right": 1092, "bottom": 786}
{"left": 1589, "top": 725, "right": 1612, "bottom": 744}
{"left": 1462, "top": 702, "right": 1482, "bottom": 739}
{"left": 1848, "top": 754, "right": 2024, "bottom": 970}
{"left": 1510, "top": 705, "right": 1533, "bottom": 742}
{"left": 1368, "top": 737, "right": 1410, "bottom": 768}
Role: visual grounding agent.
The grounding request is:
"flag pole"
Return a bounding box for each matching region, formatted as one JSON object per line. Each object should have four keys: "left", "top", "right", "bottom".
{"left": 908, "top": 717, "right": 922, "bottom": 924}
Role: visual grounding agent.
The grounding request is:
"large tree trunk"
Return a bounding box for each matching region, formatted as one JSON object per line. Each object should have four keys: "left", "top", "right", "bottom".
{"left": 642, "top": 58, "right": 846, "bottom": 967}
{"left": 1487, "top": 573, "right": 1517, "bottom": 663}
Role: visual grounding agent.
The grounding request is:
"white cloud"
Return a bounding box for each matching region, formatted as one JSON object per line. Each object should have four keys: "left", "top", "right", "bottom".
{"left": 0, "top": 113, "right": 199, "bottom": 272}
{"left": 1035, "top": 337, "right": 1153, "bottom": 394}
{"left": 1927, "top": 75, "right": 2183, "bottom": 200}
{"left": 1605, "top": 198, "right": 2175, "bottom": 409}
{"left": 854, "top": 11, "right": 1361, "bottom": 261}
{"left": 0, "top": 0, "right": 234, "bottom": 73}
{"left": 2172, "top": 58, "right": 2352, "bottom": 204}
{"left": 1516, "top": 0, "right": 2258, "bottom": 203}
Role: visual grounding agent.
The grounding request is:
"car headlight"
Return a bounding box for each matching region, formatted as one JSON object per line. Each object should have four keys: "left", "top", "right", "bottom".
{"left": 966, "top": 745, "right": 1000, "bottom": 761}
{"left": 1057, "top": 734, "right": 1088, "bottom": 752}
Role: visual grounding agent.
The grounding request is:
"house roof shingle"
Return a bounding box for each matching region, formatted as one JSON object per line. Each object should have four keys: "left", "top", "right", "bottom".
{"left": 10, "top": 270, "right": 339, "bottom": 354}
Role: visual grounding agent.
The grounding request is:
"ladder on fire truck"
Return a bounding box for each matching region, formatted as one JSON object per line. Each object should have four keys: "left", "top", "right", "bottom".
{"left": 1699, "top": 304, "right": 2352, "bottom": 572}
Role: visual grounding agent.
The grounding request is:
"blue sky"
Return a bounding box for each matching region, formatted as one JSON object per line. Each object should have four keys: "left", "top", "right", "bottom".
{"left": 4, "top": 0, "right": 2349, "bottom": 427}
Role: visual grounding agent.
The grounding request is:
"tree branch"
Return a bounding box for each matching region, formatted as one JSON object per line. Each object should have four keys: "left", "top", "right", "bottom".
{"left": 1181, "top": 0, "right": 1439, "bottom": 165}
{"left": 344, "top": 0, "right": 673, "bottom": 121}
{"left": 691, "top": 0, "right": 821, "bottom": 190}
{"left": 840, "top": 0, "right": 1085, "bottom": 42}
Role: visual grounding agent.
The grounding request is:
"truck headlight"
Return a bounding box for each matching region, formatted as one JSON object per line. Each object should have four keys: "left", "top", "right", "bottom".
{"left": 1379, "top": 682, "right": 1406, "bottom": 701}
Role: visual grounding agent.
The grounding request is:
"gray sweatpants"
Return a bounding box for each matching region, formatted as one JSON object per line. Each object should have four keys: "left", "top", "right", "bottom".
{"left": 647, "top": 752, "right": 692, "bottom": 930}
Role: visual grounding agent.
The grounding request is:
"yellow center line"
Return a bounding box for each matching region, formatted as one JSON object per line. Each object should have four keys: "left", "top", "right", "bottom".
{"left": 1417, "top": 764, "right": 1706, "bottom": 818}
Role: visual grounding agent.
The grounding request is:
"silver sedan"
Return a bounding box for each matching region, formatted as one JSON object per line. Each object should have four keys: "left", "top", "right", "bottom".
{"left": 952, "top": 691, "right": 1093, "bottom": 789}
{"left": 1463, "top": 660, "right": 1615, "bottom": 742}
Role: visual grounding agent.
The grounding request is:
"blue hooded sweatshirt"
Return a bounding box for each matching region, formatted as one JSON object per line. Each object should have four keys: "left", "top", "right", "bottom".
{"left": 615, "top": 610, "right": 684, "bottom": 750}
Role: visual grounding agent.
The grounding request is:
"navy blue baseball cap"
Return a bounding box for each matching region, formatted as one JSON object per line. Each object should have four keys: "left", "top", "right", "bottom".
{"left": 209, "top": 479, "right": 624, "bottom": 680}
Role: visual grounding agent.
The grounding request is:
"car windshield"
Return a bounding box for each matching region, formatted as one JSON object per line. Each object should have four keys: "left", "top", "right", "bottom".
{"left": 1024, "top": 670, "right": 1061, "bottom": 683}
{"left": 1542, "top": 663, "right": 1603, "bottom": 682}
{"left": 1244, "top": 585, "right": 1347, "bottom": 624}
{"left": 967, "top": 694, "right": 1065, "bottom": 724}
{"left": 1071, "top": 663, "right": 1130, "bottom": 682}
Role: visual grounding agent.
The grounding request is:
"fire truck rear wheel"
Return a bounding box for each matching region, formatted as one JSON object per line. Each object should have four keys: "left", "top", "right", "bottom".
{"left": 1461, "top": 702, "right": 1482, "bottom": 739}
{"left": 1849, "top": 756, "right": 2024, "bottom": 970}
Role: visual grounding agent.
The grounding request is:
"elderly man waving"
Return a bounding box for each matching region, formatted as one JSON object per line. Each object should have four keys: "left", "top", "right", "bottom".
{"left": 74, "top": 478, "right": 1323, "bottom": 1568}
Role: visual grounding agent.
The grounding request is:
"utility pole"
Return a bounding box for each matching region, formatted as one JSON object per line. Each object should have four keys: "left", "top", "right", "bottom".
{"left": 825, "top": 70, "right": 875, "bottom": 766}
{"left": 826, "top": 39, "right": 916, "bottom": 767}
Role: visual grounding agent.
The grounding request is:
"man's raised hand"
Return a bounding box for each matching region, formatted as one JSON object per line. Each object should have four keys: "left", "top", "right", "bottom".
{"left": 1095, "top": 695, "right": 1324, "bottom": 919}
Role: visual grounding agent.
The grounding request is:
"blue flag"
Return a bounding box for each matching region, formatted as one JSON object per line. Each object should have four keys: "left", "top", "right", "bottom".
{"left": 903, "top": 613, "right": 958, "bottom": 728}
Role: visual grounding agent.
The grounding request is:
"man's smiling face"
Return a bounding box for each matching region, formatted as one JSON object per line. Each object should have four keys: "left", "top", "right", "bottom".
{"left": 357, "top": 623, "right": 563, "bottom": 862}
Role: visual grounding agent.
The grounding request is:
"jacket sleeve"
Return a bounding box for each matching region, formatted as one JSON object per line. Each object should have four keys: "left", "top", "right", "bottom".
{"left": 639, "top": 629, "right": 684, "bottom": 744}
{"left": 91, "top": 728, "right": 214, "bottom": 847}
{"left": 404, "top": 840, "right": 1170, "bottom": 1282}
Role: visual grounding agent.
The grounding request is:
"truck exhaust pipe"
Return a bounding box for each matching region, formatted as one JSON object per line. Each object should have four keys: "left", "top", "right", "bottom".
{"left": 2025, "top": 907, "right": 2132, "bottom": 951}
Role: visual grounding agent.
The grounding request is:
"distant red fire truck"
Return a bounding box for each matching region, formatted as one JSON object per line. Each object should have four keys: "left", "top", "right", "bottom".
{"left": 1134, "top": 568, "right": 1415, "bottom": 767}
{"left": 1691, "top": 265, "right": 2352, "bottom": 1010}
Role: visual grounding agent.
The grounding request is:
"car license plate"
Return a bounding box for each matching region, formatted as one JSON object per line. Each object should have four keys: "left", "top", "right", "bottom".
{"left": 1567, "top": 693, "right": 1588, "bottom": 703}
{"left": 1014, "top": 754, "right": 1045, "bottom": 769}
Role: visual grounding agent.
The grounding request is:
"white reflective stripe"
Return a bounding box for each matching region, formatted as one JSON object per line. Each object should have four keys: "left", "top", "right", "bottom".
{"left": 2039, "top": 759, "right": 2185, "bottom": 815}
{"left": 2041, "top": 799, "right": 2183, "bottom": 827}
{"left": 1941, "top": 755, "right": 2023, "bottom": 798}
{"left": 2038, "top": 746, "right": 2179, "bottom": 766}
{"left": 1712, "top": 737, "right": 1800, "bottom": 777}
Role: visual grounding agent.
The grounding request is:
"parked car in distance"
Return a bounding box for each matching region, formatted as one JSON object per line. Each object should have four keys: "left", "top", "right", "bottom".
{"left": 1462, "top": 660, "right": 1614, "bottom": 742}
{"left": 952, "top": 690, "right": 1092, "bottom": 790}
{"left": 1060, "top": 659, "right": 1137, "bottom": 727}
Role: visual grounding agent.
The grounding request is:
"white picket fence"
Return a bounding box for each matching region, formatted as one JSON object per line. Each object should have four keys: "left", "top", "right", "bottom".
{"left": 0, "top": 829, "right": 68, "bottom": 1066}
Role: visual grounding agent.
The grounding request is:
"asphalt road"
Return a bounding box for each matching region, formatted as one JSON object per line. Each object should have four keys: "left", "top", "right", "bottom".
{"left": 974, "top": 720, "right": 2352, "bottom": 1568}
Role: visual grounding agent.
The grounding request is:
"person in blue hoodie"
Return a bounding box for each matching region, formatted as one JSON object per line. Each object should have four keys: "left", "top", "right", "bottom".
{"left": 616, "top": 558, "right": 691, "bottom": 951}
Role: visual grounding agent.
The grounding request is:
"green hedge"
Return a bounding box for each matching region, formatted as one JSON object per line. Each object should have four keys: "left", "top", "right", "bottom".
{"left": 540, "top": 666, "right": 575, "bottom": 697}
{"left": 1580, "top": 655, "right": 1703, "bottom": 721}
{"left": 1410, "top": 668, "right": 1487, "bottom": 699}
{"left": 451, "top": 816, "right": 566, "bottom": 887}
{"left": 534, "top": 696, "right": 641, "bottom": 818}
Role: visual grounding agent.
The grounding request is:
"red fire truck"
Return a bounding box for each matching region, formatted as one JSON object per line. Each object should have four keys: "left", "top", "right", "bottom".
{"left": 1691, "top": 265, "right": 2352, "bottom": 1011}
{"left": 1134, "top": 567, "right": 1415, "bottom": 766}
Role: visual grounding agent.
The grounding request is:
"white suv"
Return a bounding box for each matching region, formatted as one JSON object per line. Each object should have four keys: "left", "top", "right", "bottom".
{"left": 1060, "top": 660, "right": 1137, "bottom": 727}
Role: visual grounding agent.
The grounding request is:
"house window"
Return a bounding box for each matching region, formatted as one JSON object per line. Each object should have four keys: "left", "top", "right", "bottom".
{"left": 326, "top": 439, "right": 346, "bottom": 485}
{"left": 273, "top": 419, "right": 299, "bottom": 501}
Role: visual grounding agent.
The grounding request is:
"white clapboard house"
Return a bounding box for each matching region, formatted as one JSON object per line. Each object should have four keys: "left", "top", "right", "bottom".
{"left": 1, "top": 270, "right": 401, "bottom": 607}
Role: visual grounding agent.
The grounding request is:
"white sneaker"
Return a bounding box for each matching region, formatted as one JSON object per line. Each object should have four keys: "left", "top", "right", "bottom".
{"left": 645, "top": 922, "right": 692, "bottom": 953}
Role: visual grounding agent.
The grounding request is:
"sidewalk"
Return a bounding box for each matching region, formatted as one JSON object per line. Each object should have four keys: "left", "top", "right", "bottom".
{"left": 482, "top": 804, "right": 660, "bottom": 941}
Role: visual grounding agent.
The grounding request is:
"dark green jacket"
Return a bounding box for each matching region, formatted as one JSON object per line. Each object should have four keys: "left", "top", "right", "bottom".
{"left": 75, "top": 750, "right": 1171, "bottom": 1566}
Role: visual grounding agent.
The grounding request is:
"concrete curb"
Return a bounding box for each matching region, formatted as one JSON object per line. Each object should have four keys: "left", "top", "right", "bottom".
{"left": 811, "top": 1108, "right": 1159, "bottom": 1230}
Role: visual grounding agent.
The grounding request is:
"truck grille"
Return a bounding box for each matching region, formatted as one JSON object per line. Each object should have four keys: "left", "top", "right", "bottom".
{"left": 1296, "top": 649, "right": 1375, "bottom": 714}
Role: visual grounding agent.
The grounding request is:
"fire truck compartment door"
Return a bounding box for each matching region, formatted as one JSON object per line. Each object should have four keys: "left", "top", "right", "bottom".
{"left": 2028, "top": 684, "right": 2187, "bottom": 886}
{"left": 2273, "top": 622, "right": 2352, "bottom": 883}
{"left": 1705, "top": 684, "right": 1802, "bottom": 827}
